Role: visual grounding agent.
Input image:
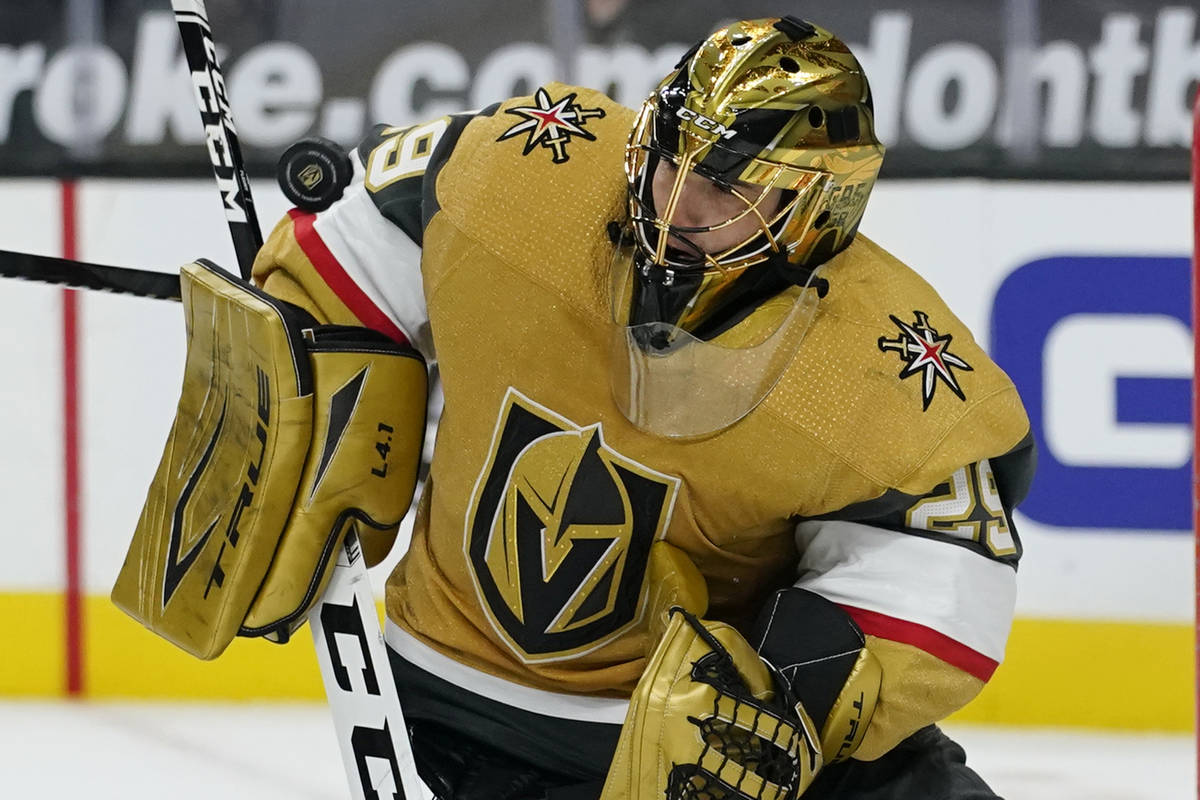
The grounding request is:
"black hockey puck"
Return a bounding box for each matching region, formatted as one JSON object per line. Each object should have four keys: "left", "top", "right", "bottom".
{"left": 277, "top": 137, "right": 352, "bottom": 212}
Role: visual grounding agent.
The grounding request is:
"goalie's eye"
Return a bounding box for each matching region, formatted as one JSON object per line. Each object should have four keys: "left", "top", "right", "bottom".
{"left": 654, "top": 160, "right": 743, "bottom": 198}
{"left": 689, "top": 161, "right": 730, "bottom": 189}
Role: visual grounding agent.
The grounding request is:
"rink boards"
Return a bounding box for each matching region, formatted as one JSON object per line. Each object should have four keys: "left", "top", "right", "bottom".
{"left": 0, "top": 178, "right": 1192, "bottom": 730}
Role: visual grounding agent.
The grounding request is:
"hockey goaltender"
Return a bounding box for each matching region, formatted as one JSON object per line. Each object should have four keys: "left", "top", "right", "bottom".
{"left": 112, "top": 15, "right": 1034, "bottom": 800}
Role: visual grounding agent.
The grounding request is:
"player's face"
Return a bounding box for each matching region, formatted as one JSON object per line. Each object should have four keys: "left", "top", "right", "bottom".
{"left": 650, "top": 160, "right": 783, "bottom": 258}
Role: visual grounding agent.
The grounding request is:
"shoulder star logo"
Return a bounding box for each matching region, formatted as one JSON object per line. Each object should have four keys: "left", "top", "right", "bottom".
{"left": 497, "top": 87, "right": 606, "bottom": 163}
{"left": 878, "top": 310, "right": 973, "bottom": 410}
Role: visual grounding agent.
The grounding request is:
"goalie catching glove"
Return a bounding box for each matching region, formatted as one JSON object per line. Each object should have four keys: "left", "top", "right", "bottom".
{"left": 111, "top": 259, "right": 427, "bottom": 659}
{"left": 601, "top": 587, "right": 882, "bottom": 800}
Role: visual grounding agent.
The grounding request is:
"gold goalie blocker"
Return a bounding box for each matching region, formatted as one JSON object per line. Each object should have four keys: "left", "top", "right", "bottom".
{"left": 112, "top": 259, "right": 427, "bottom": 659}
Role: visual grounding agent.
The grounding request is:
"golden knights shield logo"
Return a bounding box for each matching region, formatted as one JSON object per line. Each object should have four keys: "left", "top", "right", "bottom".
{"left": 466, "top": 388, "right": 679, "bottom": 662}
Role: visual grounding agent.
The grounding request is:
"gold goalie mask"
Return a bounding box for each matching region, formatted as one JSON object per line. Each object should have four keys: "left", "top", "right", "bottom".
{"left": 610, "top": 16, "right": 885, "bottom": 438}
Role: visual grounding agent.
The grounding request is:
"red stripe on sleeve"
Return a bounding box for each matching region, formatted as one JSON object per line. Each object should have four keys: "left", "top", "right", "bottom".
{"left": 839, "top": 604, "right": 999, "bottom": 682}
{"left": 287, "top": 208, "right": 409, "bottom": 344}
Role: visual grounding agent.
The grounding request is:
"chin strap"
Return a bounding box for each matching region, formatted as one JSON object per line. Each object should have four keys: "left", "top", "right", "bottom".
{"left": 767, "top": 248, "right": 831, "bottom": 298}
{"left": 615, "top": 213, "right": 835, "bottom": 344}
{"left": 686, "top": 248, "right": 830, "bottom": 341}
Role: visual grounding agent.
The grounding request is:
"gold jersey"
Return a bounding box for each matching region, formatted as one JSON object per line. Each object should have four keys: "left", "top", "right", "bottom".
{"left": 253, "top": 84, "right": 1032, "bottom": 754}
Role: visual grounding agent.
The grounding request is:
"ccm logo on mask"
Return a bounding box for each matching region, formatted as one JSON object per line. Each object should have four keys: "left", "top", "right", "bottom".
{"left": 676, "top": 107, "right": 737, "bottom": 139}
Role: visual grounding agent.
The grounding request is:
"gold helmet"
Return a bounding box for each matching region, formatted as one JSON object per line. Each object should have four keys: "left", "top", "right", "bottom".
{"left": 609, "top": 17, "right": 885, "bottom": 439}
{"left": 622, "top": 16, "right": 885, "bottom": 337}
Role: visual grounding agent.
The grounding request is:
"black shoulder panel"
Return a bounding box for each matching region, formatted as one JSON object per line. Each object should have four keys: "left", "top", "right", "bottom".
{"left": 355, "top": 123, "right": 404, "bottom": 166}
{"left": 991, "top": 431, "right": 1037, "bottom": 510}
{"left": 356, "top": 122, "right": 423, "bottom": 242}
{"left": 355, "top": 107, "right": 496, "bottom": 246}
{"left": 797, "top": 434, "right": 1037, "bottom": 568}
{"left": 420, "top": 102, "right": 501, "bottom": 235}
{"left": 801, "top": 488, "right": 918, "bottom": 526}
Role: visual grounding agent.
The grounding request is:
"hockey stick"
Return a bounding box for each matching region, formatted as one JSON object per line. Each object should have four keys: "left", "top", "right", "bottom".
{"left": 171, "top": 3, "right": 431, "bottom": 799}
{"left": 172, "top": 0, "right": 262, "bottom": 279}
{"left": 0, "top": 248, "right": 181, "bottom": 300}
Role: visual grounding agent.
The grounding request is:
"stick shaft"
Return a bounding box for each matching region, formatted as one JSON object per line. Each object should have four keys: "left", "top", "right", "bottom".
{"left": 0, "top": 248, "right": 181, "bottom": 300}
{"left": 310, "top": 535, "right": 432, "bottom": 800}
{"left": 168, "top": 5, "right": 431, "bottom": 798}
{"left": 171, "top": 0, "right": 262, "bottom": 278}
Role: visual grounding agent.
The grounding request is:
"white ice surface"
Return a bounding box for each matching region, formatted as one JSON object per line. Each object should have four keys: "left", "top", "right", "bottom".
{"left": 0, "top": 701, "right": 1192, "bottom": 799}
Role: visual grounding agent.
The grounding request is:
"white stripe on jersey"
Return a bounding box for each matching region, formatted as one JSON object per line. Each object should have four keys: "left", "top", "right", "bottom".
{"left": 793, "top": 520, "right": 1016, "bottom": 663}
{"left": 311, "top": 158, "right": 435, "bottom": 360}
{"left": 384, "top": 621, "right": 630, "bottom": 724}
